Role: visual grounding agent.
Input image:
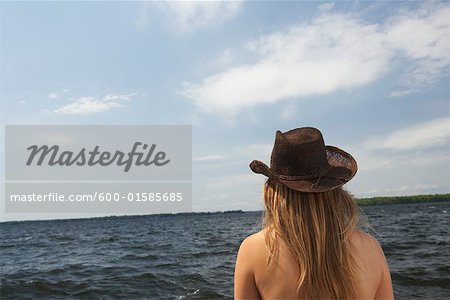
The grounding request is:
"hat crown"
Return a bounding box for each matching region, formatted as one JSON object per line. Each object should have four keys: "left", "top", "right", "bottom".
{"left": 270, "top": 127, "right": 330, "bottom": 177}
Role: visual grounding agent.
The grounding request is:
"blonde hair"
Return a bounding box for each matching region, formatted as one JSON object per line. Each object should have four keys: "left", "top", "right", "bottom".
{"left": 262, "top": 179, "right": 365, "bottom": 299}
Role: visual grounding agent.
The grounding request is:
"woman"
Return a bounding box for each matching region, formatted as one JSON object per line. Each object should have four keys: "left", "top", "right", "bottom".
{"left": 234, "top": 127, "right": 394, "bottom": 299}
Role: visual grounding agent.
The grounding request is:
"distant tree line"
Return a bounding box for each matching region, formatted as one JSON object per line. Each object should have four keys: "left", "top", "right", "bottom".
{"left": 356, "top": 193, "right": 450, "bottom": 206}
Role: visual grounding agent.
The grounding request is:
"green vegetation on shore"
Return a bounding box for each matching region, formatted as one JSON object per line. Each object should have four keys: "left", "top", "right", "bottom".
{"left": 356, "top": 193, "right": 450, "bottom": 206}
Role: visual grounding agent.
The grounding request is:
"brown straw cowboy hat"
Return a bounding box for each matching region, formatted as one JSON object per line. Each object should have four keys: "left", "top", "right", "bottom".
{"left": 249, "top": 127, "right": 357, "bottom": 193}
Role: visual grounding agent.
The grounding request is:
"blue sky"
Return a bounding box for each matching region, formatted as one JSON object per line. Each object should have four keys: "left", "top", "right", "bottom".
{"left": 1, "top": 1, "right": 449, "bottom": 220}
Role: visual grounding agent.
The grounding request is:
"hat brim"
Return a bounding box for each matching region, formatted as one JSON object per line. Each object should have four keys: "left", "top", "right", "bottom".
{"left": 249, "top": 145, "right": 357, "bottom": 193}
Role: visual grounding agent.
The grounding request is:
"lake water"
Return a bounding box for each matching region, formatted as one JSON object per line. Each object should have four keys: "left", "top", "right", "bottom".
{"left": 1, "top": 201, "right": 449, "bottom": 299}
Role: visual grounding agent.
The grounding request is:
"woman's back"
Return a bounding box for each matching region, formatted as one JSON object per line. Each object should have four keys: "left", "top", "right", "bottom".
{"left": 234, "top": 229, "right": 394, "bottom": 299}
{"left": 237, "top": 127, "right": 395, "bottom": 299}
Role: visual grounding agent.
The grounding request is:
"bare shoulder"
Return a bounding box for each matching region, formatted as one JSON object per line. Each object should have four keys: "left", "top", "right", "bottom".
{"left": 239, "top": 231, "right": 265, "bottom": 254}
{"left": 235, "top": 231, "right": 265, "bottom": 299}
{"left": 237, "top": 231, "right": 266, "bottom": 266}
{"left": 235, "top": 232, "right": 266, "bottom": 281}
{"left": 350, "top": 230, "right": 395, "bottom": 299}
{"left": 350, "top": 229, "right": 385, "bottom": 255}
{"left": 350, "top": 230, "right": 387, "bottom": 277}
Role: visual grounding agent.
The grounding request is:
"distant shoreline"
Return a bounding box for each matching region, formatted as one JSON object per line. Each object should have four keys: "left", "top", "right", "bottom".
{"left": 1, "top": 194, "right": 449, "bottom": 224}
{"left": 356, "top": 193, "right": 450, "bottom": 206}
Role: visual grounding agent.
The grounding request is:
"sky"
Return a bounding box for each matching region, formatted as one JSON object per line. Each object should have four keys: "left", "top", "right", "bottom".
{"left": 1, "top": 1, "right": 449, "bottom": 221}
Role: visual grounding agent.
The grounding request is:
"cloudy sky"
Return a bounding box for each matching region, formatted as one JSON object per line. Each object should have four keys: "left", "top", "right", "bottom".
{"left": 1, "top": 1, "right": 449, "bottom": 220}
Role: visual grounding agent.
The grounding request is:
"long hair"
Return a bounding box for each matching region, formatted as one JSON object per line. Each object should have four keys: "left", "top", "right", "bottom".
{"left": 262, "top": 179, "right": 365, "bottom": 299}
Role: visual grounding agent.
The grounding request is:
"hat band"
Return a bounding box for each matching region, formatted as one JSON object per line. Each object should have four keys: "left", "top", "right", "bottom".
{"left": 271, "top": 165, "right": 346, "bottom": 181}
{"left": 272, "top": 165, "right": 331, "bottom": 180}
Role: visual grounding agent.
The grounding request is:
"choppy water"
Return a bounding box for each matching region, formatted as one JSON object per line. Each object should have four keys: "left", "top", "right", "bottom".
{"left": 1, "top": 201, "right": 449, "bottom": 299}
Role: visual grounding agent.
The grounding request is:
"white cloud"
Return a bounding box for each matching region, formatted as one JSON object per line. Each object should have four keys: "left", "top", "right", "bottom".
{"left": 280, "top": 102, "right": 298, "bottom": 119}
{"left": 193, "top": 154, "right": 226, "bottom": 162}
{"left": 237, "top": 143, "right": 272, "bottom": 160}
{"left": 354, "top": 147, "right": 450, "bottom": 171}
{"left": 387, "top": 6, "right": 450, "bottom": 61}
{"left": 48, "top": 92, "right": 59, "bottom": 99}
{"left": 354, "top": 117, "right": 450, "bottom": 172}
{"left": 137, "top": 1, "right": 242, "bottom": 34}
{"left": 206, "top": 173, "right": 261, "bottom": 189}
{"left": 183, "top": 13, "right": 390, "bottom": 114}
{"left": 182, "top": 4, "right": 450, "bottom": 114}
{"left": 166, "top": 1, "right": 242, "bottom": 33}
{"left": 134, "top": 3, "right": 152, "bottom": 30}
{"left": 412, "top": 183, "right": 439, "bottom": 190}
{"left": 383, "top": 183, "right": 440, "bottom": 195}
{"left": 388, "top": 88, "right": 419, "bottom": 97}
{"left": 386, "top": 4, "right": 450, "bottom": 88}
{"left": 318, "top": 2, "right": 335, "bottom": 12}
{"left": 365, "top": 189, "right": 380, "bottom": 195}
{"left": 355, "top": 152, "right": 393, "bottom": 171}
{"left": 352, "top": 151, "right": 450, "bottom": 171}
{"left": 206, "top": 48, "right": 235, "bottom": 71}
{"left": 364, "top": 117, "right": 450, "bottom": 151}
{"left": 193, "top": 143, "right": 272, "bottom": 171}
{"left": 355, "top": 182, "right": 442, "bottom": 197}
{"left": 54, "top": 92, "right": 136, "bottom": 115}
{"left": 385, "top": 185, "right": 410, "bottom": 193}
